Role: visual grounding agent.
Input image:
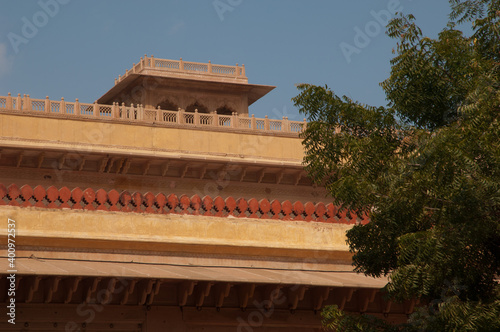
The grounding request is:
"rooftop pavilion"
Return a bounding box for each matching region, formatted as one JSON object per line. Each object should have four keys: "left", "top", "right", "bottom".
{"left": 98, "top": 55, "right": 276, "bottom": 115}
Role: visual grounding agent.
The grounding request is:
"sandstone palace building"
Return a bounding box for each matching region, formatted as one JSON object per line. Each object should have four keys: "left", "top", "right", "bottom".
{"left": 0, "top": 57, "right": 414, "bottom": 331}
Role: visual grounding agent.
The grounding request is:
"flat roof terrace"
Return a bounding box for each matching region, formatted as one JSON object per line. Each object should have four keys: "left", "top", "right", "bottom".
{"left": 114, "top": 56, "right": 249, "bottom": 84}
{"left": 0, "top": 93, "right": 305, "bottom": 137}
{"left": 97, "top": 56, "right": 275, "bottom": 108}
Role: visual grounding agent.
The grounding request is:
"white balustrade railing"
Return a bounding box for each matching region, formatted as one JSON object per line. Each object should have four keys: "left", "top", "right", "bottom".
{"left": 238, "top": 117, "right": 251, "bottom": 129}
{"left": 154, "top": 59, "right": 179, "bottom": 69}
{"left": 79, "top": 102, "right": 94, "bottom": 116}
{"left": 0, "top": 93, "right": 306, "bottom": 136}
{"left": 199, "top": 114, "right": 213, "bottom": 126}
{"left": 161, "top": 110, "right": 177, "bottom": 123}
{"left": 115, "top": 56, "right": 247, "bottom": 85}
{"left": 65, "top": 103, "right": 75, "bottom": 114}
{"left": 255, "top": 119, "right": 265, "bottom": 130}
{"left": 269, "top": 119, "right": 282, "bottom": 131}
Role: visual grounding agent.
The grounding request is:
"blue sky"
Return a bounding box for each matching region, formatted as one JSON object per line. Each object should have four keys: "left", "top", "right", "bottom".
{"left": 0, "top": 0, "right": 457, "bottom": 120}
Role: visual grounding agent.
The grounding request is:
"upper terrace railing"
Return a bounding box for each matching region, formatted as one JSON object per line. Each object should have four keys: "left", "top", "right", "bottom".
{"left": 115, "top": 56, "right": 247, "bottom": 85}
{"left": 0, "top": 93, "right": 306, "bottom": 135}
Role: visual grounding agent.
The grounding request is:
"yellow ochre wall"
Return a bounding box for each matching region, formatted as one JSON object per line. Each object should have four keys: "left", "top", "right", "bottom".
{"left": 0, "top": 113, "right": 304, "bottom": 165}
{"left": 0, "top": 206, "right": 352, "bottom": 262}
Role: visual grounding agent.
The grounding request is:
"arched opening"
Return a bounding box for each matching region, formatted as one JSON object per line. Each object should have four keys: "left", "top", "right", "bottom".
{"left": 186, "top": 102, "right": 209, "bottom": 113}
{"left": 156, "top": 99, "right": 179, "bottom": 111}
{"left": 216, "top": 106, "right": 234, "bottom": 115}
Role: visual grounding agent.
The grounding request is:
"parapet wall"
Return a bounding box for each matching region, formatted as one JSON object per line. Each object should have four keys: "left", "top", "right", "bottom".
{"left": 0, "top": 94, "right": 304, "bottom": 136}
{"left": 0, "top": 111, "right": 304, "bottom": 165}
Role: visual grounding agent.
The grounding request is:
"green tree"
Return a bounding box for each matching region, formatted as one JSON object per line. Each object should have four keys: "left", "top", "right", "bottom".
{"left": 293, "top": 1, "right": 500, "bottom": 330}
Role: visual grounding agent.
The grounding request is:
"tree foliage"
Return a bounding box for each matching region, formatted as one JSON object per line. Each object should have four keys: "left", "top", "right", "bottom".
{"left": 292, "top": 1, "right": 500, "bottom": 330}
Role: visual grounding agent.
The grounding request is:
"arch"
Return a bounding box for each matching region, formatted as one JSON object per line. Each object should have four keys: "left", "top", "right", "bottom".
{"left": 156, "top": 99, "right": 179, "bottom": 111}
{"left": 216, "top": 105, "right": 235, "bottom": 115}
{"left": 186, "top": 102, "right": 208, "bottom": 113}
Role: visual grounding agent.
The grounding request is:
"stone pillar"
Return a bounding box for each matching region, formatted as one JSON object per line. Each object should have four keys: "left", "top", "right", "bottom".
{"left": 23, "top": 95, "right": 31, "bottom": 111}
{"left": 283, "top": 116, "right": 290, "bottom": 133}
{"left": 178, "top": 108, "right": 184, "bottom": 124}
{"left": 241, "top": 95, "right": 249, "bottom": 115}
{"left": 44, "top": 96, "right": 50, "bottom": 113}
{"left": 61, "top": 97, "right": 66, "bottom": 114}
{"left": 16, "top": 94, "right": 22, "bottom": 111}
{"left": 213, "top": 111, "right": 219, "bottom": 127}
{"left": 112, "top": 102, "right": 119, "bottom": 118}
{"left": 231, "top": 112, "right": 238, "bottom": 128}
{"left": 194, "top": 109, "right": 200, "bottom": 126}
{"left": 75, "top": 99, "right": 80, "bottom": 115}
{"left": 93, "top": 101, "right": 99, "bottom": 117}
{"left": 6, "top": 93, "right": 12, "bottom": 109}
